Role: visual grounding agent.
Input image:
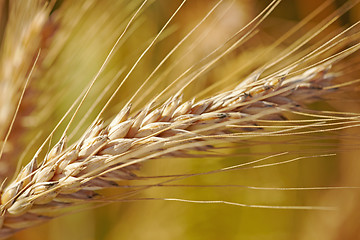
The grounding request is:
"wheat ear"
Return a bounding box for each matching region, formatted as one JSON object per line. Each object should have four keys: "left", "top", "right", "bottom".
{"left": 0, "top": 56, "right": 351, "bottom": 237}
{"left": 0, "top": 0, "right": 54, "bottom": 180}
{"left": 1, "top": 0, "right": 360, "bottom": 239}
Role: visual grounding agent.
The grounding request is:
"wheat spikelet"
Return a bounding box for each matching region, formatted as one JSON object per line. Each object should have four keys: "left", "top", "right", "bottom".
{"left": 0, "top": 0, "right": 360, "bottom": 239}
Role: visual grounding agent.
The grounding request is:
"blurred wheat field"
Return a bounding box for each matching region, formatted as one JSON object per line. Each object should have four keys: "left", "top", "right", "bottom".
{"left": 1, "top": 0, "right": 360, "bottom": 239}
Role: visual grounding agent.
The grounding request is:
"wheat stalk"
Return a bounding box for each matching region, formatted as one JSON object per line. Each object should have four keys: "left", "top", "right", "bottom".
{"left": 0, "top": 0, "right": 360, "bottom": 239}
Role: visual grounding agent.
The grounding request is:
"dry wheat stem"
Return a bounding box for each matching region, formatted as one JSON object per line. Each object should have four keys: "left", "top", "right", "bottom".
{"left": 0, "top": 0, "right": 359, "bottom": 239}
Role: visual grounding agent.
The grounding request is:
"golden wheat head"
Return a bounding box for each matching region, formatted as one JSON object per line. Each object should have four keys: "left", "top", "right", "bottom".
{"left": 0, "top": 0, "right": 360, "bottom": 239}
